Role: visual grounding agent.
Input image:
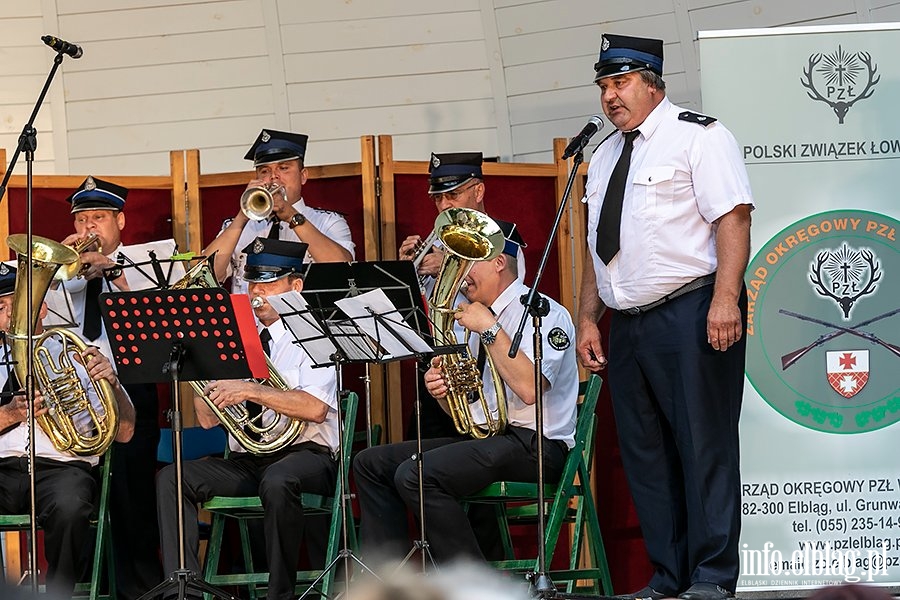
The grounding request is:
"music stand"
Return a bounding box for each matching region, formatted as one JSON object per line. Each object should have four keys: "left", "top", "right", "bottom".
{"left": 271, "top": 261, "right": 432, "bottom": 598}
{"left": 101, "top": 287, "right": 267, "bottom": 600}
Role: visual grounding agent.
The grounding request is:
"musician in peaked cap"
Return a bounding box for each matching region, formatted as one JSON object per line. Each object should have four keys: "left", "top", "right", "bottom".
{"left": 354, "top": 220, "right": 577, "bottom": 564}
{"left": 157, "top": 237, "right": 339, "bottom": 600}
{"left": 59, "top": 175, "right": 166, "bottom": 598}
{"left": 0, "top": 262, "right": 135, "bottom": 599}
{"left": 576, "top": 32, "right": 753, "bottom": 600}
{"left": 203, "top": 128, "right": 355, "bottom": 297}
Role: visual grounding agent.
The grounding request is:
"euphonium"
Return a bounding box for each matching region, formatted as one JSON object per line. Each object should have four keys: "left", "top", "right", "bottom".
{"left": 172, "top": 258, "right": 305, "bottom": 454}
{"left": 240, "top": 183, "right": 286, "bottom": 221}
{"left": 428, "top": 208, "right": 509, "bottom": 438}
{"left": 6, "top": 234, "right": 119, "bottom": 456}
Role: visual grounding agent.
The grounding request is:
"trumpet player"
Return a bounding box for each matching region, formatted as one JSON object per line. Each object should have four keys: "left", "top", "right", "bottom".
{"left": 203, "top": 129, "right": 355, "bottom": 297}
{"left": 59, "top": 175, "right": 166, "bottom": 599}
{"left": 354, "top": 221, "right": 578, "bottom": 563}
{"left": 0, "top": 263, "right": 135, "bottom": 599}
{"left": 157, "top": 238, "right": 339, "bottom": 600}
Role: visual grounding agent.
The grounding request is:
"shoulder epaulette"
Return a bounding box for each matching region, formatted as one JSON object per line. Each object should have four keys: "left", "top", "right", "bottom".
{"left": 678, "top": 111, "right": 717, "bottom": 127}
{"left": 310, "top": 206, "right": 348, "bottom": 218}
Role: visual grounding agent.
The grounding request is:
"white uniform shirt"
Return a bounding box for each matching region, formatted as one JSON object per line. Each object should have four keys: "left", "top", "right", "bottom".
{"left": 0, "top": 338, "right": 106, "bottom": 467}
{"left": 225, "top": 318, "right": 339, "bottom": 454}
{"left": 584, "top": 97, "right": 754, "bottom": 310}
{"left": 62, "top": 243, "right": 124, "bottom": 363}
{"left": 223, "top": 198, "right": 355, "bottom": 296}
{"left": 464, "top": 280, "right": 578, "bottom": 449}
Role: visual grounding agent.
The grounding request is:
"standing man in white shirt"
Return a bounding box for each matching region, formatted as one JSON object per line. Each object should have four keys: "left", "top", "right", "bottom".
{"left": 575, "top": 34, "right": 753, "bottom": 600}
{"left": 203, "top": 129, "right": 355, "bottom": 296}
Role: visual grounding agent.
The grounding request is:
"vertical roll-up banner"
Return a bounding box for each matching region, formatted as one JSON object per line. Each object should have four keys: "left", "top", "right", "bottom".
{"left": 699, "top": 25, "right": 900, "bottom": 592}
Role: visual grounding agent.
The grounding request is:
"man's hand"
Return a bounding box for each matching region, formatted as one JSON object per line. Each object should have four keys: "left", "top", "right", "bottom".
{"left": 707, "top": 298, "right": 742, "bottom": 351}
{"left": 399, "top": 235, "right": 423, "bottom": 260}
{"left": 2, "top": 393, "right": 48, "bottom": 424}
{"left": 576, "top": 320, "right": 608, "bottom": 372}
{"left": 424, "top": 357, "right": 448, "bottom": 400}
{"left": 77, "top": 251, "right": 117, "bottom": 281}
{"left": 454, "top": 302, "right": 495, "bottom": 335}
{"left": 82, "top": 347, "right": 120, "bottom": 388}
{"left": 203, "top": 380, "right": 259, "bottom": 410}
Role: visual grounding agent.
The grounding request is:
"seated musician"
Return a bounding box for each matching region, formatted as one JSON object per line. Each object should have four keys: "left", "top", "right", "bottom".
{"left": 156, "top": 237, "right": 339, "bottom": 600}
{"left": 353, "top": 221, "right": 579, "bottom": 562}
{"left": 0, "top": 263, "right": 136, "bottom": 598}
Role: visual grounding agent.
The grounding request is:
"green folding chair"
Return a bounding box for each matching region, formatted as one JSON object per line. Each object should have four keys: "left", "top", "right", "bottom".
{"left": 0, "top": 447, "right": 116, "bottom": 600}
{"left": 463, "top": 375, "right": 612, "bottom": 595}
{"left": 201, "top": 392, "right": 359, "bottom": 600}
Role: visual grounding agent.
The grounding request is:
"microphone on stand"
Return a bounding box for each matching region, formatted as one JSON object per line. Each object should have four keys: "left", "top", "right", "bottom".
{"left": 41, "top": 35, "right": 83, "bottom": 59}
{"left": 561, "top": 115, "right": 604, "bottom": 159}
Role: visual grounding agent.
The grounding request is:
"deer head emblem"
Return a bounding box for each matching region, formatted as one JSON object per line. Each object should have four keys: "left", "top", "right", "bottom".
{"left": 809, "top": 245, "right": 881, "bottom": 320}
{"left": 800, "top": 47, "right": 879, "bottom": 124}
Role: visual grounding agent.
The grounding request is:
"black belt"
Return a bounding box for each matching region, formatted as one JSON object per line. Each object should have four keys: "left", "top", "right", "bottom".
{"left": 620, "top": 273, "right": 716, "bottom": 316}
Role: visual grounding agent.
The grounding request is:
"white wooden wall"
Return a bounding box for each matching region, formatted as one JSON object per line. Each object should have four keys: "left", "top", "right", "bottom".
{"left": 1, "top": 0, "right": 899, "bottom": 176}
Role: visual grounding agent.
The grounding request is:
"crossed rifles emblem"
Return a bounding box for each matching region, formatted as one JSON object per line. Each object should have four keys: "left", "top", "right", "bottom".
{"left": 779, "top": 307, "right": 900, "bottom": 370}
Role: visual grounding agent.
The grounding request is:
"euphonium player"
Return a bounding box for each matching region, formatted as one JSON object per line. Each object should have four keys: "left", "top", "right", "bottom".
{"left": 353, "top": 221, "right": 578, "bottom": 563}
{"left": 202, "top": 129, "right": 355, "bottom": 297}
{"left": 0, "top": 263, "right": 135, "bottom": 599}
{"left": 156, "top": 237, "right": 339, "bottom": 600}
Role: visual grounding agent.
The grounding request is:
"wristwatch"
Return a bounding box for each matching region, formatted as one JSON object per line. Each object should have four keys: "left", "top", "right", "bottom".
{"left": 480, "top": 321, "right": 502, "bottom": 345}
{"left": 288, "top": 212, "right": 307, "bottom": 228}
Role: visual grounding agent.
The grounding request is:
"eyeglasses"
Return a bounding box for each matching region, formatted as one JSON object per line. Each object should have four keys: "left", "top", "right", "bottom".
{"left": 429, "top": 181, "right": 480, "bottom": 202}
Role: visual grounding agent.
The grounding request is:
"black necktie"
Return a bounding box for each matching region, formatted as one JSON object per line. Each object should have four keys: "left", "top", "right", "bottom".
{"left": 596, "top": 129, "right": 640, "bottom": 265}
{"left": 266, "top": 216, "right": 281, "bottom": 240}
{"left": 259, "top": 328, "right": 272, "bottom": 356}
{"left": 83, "top": 277, "right": 104, "bottom": 341}
{"left": 247, "top": 328, "right": 272, "bottom": 439}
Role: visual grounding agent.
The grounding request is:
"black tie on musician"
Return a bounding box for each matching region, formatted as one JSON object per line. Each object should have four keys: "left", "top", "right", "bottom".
{"left": 245, "top": 328, "right": 272, "bottom": 441}
{"left": 82, "top": 277, "right": 104, "bottom": 341}
{"left": 596, "top": 129, "right": 640, "bottom": 265}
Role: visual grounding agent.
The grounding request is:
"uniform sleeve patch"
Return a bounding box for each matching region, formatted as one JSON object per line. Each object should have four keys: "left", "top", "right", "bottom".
{"left": 678, "top": 111, "right": 717, "bottom": 126}
{"left": 547, "top": 327, "right": 571, "bottom": 351}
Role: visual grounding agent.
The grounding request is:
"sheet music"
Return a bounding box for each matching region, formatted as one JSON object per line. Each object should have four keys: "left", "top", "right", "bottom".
{"left": 268, "top": 290, "right": 337, "bottom": 364}
{"left": 334, "top": 289, "right": 432, "bottom": 357}
{"left": 116, "top": 239, "right": 186, "bottom": 290}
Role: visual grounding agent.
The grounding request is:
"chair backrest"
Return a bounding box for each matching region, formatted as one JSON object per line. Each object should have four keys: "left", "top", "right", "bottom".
{"left": 554, "top": 374, "right": 602, "bottom": 495}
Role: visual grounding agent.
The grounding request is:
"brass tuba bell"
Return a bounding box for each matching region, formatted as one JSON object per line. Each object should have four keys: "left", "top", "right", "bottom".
{"left": 6, "top": 234, "right": 119, "bottom": 456}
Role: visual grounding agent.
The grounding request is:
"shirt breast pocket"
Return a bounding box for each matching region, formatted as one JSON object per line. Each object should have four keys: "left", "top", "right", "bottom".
{"left": 631, "top": 166, "right": 675, "bottom": 218}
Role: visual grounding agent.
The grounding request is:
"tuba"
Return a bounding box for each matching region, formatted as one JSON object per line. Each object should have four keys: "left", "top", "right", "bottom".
{"left": 6, "top": 234, "right": 119, "bottom": 456}
{"left": 428, "top": 208, "right": 509, "bottom": 438}
{"left": 172, "top": 257, "right": 305, "bottom": 454}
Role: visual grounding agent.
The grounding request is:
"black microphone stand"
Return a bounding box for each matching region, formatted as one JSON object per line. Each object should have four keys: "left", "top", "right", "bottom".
{"left": 508, "top": 148, "right": 585, "bottom": 599}
{"left": 0, "top": 47, "right": 67, "bottom": 595}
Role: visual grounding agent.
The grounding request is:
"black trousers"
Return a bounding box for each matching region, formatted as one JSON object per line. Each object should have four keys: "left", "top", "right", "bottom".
{"left": 353, "top": 426, "right": 566, "bottom": 563}
{"left": 156, "top": 444, "right": 336, "bottom": 600}
{"left": 608, "top": 285, "right": 746, "bottom": 594}
{"left": 110, "top": 382, "right": 163, "bottom": 599}
{"left": 0, "top": 456, "right": 96, "bottom": 599}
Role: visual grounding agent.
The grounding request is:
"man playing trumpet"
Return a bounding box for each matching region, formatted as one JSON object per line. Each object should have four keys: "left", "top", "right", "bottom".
{"left": 203, "top": 129, "right": 355, "bottom": 296}
{"left": 353, "top": 221, "right": 578, "bottom": 562}
{"left": 156, "top": 237, "right": 340, "bottom": 600}
{"left": 0, "top": 263, "right": 135, "bottom": 599}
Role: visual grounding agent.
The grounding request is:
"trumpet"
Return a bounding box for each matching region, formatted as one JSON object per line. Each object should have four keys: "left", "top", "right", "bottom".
{"left": 241, "top": 183, "right": 286, "bottom": 221}
{"left": 408, "top": 228, "right": 439, "bottom": 286}
{"left": 55, "top": 233, "right": 102, "bottom": 281}
{"left": 251, "top": 296, "right": 265, "bottom": 309}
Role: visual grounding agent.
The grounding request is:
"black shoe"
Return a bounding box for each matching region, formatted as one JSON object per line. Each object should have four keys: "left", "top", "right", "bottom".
{"left": 678, "top": 583, "right": 733, "bottom": 600}
{"left": 616, "top": 586, "right": 669, "bottom": 600}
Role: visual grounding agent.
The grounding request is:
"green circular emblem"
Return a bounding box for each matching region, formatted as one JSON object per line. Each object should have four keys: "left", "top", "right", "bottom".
{"left": 746, "top": 209, "right": 899, "bottom": 433}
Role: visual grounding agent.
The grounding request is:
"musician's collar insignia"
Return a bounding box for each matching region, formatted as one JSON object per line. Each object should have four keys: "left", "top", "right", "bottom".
{"left": 252, "top": 239, "right": 265, "bottom": 254}
{"left": 548, "top": 327, "right": 570, "bottom": 351}
{"left": 85, "top": 176, "right": 96, "bottom": 191}
{"left": 261, "top": 130, "right": 271, "bottom": 143}
{"left": 432, "top": 154, "right": 441, "bottom": 168}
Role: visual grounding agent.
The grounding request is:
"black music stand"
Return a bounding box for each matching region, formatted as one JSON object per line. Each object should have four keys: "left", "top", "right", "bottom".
{"left": 273, "top": 261, "right": 432, "bottom": 598}
{"left": 101, "top": 287, "right": 266, "bottom": 600}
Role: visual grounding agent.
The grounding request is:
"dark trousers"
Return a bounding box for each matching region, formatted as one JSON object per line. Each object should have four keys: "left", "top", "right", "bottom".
{"left": 608, "top": 285, "right": 746, "bottom": 594}
{"left": 353, "top": 426, "right": 566, "bottom": 563}
{"left": 110, "top": 383, "right": 163, "bottom": 599}
{"left": 0, "top": 456, "right": 96, "bottom": 599}
{"left": 156, "top": 444, "right": 336, "bottom": 600}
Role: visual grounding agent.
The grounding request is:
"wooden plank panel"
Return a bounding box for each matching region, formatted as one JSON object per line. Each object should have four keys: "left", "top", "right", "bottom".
{"left": 63, "top": 29, "right": 268, "bottom": 72}
{"left": 372, "top": 128, "right": 500, "bottom": 162}
{"left": 0, "top": 17, "right": 44, "bottom": 47}
{"left": 277, "top": 0, "right": 480, "bottom": 24}
{"left": 67, "top": 87, "right": 274, "bottom": 131}
{"left": 0, "top": 5, "right": 41, "bottom": 18}
{"left": 495, "top": 0, "right": 673, "bottom": 37}
{"left": 689, "top": 0, "right": 857, "bottom": 31}
{"left": 0, "top": 47, "right": 53, "bottom": 75}
{"left": 0, "top": 76, "right": 47, "bottom": 104}
{"left": 286, "top": 71, "right": 492, "bottom": 113}
{"left": 281, "top": 12, "right": 483, "bottom": 53}
{"left": 0, "top": 106, "right": 53, "bottom": 135}
{"left": 283, "top": 40, "right": 489, "bottom": 83}
{"left": 500, "top": 13, "right": 678, "bottom": 67}
{"left": 0, "top": 133, "right": 55, "bottom": 161}
{"left": 62, "top": 57, "right": 271, "bottom": 101}
{"left": 57, "top": 0, "right": 212, "bottom": 14}
{"left": 291, "top": 99, "right": 496, "bottom": 140}
{"left": 69, "top": 152, "right": 176, "bottom": 177}
{"left": 494, "top": 0, "right": 546, "bottom": 8}
{"left": 58, "top": 1, "right": 263, "bottom": 41}
{"left": 513, "top": 149, "right": 555, "bottom": 163}
{"left": 872, "top": 5, "right": 900, "bottom": 18}
{"left": 512, "top": 115, "right": 604, "bottom": 155}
